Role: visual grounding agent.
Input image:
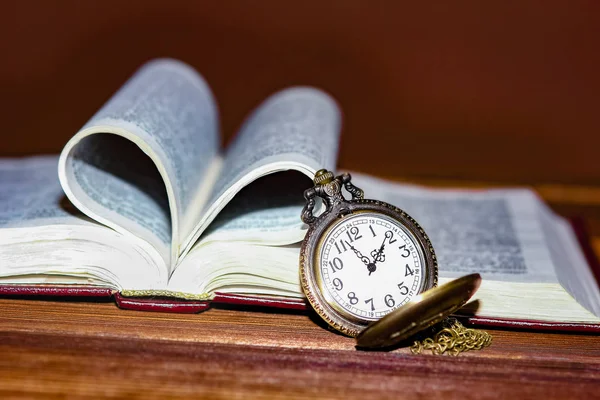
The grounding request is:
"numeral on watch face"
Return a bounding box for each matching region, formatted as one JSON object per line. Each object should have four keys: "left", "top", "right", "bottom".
{"left": 347, "top": 292, "right": 359, "bottom": 305}
{"left": 398, "top": 282, "right": 409, "bottom": 295}
{"left": 329, "top": 257, "right": 343, "bottom": 272}
{"left": 320, "top": 213, "right": 423, "bottom": 320}
{"left": 384, "top": 230, "right": 397, "bottom": 244}
{"left": 399, "top": 244, "right": 411, "bottom": 258}
{"left": 369, "top": 225, "right": 376, "bottom": 237}
{"left": 335, "top": 226, "right": 362, "bottom": 253}
{"left": 338, "top": 292, "right": 412, "bottom": 312}
{"left": 346, "top": 284, "right": 410, "bottom": 312}
{"left": 332, "top": 278, "right": 343, "bottom": 291}
{"left": 384, "top": 294, "right": 395, "bottom": 307}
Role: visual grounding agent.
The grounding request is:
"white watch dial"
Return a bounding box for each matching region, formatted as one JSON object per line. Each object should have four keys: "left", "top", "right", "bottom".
{"left": 318, "top": 212, "right": 425, "bottom": 321}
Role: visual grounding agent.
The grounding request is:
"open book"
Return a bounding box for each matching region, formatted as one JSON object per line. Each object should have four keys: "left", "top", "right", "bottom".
{"left": 1, "top": 59, "right": 599, "bottom": 330}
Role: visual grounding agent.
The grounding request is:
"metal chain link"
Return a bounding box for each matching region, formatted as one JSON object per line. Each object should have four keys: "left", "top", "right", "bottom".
{"left": 410, "top": 318, "right": 492, "bottom": 356}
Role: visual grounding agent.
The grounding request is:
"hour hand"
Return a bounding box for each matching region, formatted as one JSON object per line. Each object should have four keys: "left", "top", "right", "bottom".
{"left": 346, "top": 241, "right": 377, "bottom": 275}
{"left": 345, "top": 241, "right": 370, "bottom": 266}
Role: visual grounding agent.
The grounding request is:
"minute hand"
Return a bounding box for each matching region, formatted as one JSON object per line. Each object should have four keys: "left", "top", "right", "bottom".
{"left": 371, "top": 235, "right": 389, "bottom": 265}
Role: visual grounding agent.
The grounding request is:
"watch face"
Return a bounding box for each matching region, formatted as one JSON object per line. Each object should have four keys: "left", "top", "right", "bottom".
{"left": 316, "top": 212, "right": 426, "bottom": 321}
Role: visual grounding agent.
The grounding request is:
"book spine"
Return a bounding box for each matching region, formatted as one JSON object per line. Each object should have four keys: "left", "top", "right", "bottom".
{"left": 114, "top": 293, "right": 211, "bottom": 314}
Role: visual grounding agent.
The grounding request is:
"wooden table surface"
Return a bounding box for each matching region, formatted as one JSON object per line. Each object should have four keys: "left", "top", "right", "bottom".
{"left": 2, "top": 182, "right": 600, "bottom": 399}
{"left": 1, "top": 298, "right": 599, "bottom": 400}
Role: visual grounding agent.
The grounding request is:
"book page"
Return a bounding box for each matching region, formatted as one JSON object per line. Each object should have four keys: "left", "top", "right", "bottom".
{"left": 0, "top": 156, "right": 167, "bottom": 290}
{"left": 171, "top": 169, "right": 600, "bottom": 321}
{"left": 349, "top": 174, "right": 560, "bottom": 283}
{"left": 0, "top": 156, "right": 85, "bottom": 228}
{"left": 169, "top": 242, "right": 302, "bottom": 296}
{"left": 199, "top": 171, "right": 310, "bottom": 245}
{"left": 58, "top": 59, "right": 219, "bottom": 267}
{"left": 539, "top": 205, "right": 600, "bottom": 317}
{"left": 178, "top": 87, "right": 341, "bottom": 260}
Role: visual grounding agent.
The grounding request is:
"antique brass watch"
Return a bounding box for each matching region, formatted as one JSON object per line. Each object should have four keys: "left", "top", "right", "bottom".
{"left": 299, "top": 169, "right": 439, "bottom": 338}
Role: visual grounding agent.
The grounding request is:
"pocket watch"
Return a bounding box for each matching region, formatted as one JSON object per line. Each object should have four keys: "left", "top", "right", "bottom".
{"left": 299, "top": 169, "right": 439, "bottom": 337}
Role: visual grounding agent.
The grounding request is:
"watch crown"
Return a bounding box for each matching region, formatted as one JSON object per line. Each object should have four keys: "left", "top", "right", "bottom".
{"left": 313, "top": 169, "right": 334, "bottom": 185}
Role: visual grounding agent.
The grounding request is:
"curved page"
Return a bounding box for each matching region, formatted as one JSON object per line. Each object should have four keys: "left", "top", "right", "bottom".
{"left": 58, "top": 59, "right": 219, "bottom": 269}
{"left": 179, "top": 87, "right": 341, "bottom": 261}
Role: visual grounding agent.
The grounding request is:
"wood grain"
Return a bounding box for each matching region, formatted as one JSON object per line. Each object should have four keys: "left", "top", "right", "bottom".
{"left": 1, "top": 298, "right": 599, "bottom": 399}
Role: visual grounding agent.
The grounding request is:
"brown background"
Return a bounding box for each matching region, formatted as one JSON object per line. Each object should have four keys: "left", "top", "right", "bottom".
{"left": 2, "top": 1, "right": 599, "bottom": 184}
